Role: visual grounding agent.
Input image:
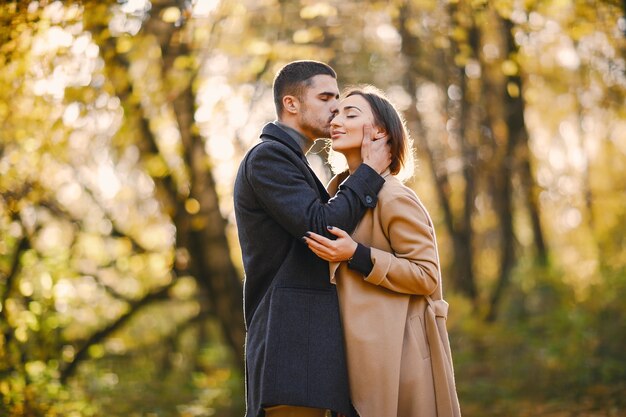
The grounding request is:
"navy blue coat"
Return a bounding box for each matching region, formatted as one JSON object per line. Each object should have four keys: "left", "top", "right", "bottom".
{"left": 234, "top": 123, "right": 385, "bottom": 417}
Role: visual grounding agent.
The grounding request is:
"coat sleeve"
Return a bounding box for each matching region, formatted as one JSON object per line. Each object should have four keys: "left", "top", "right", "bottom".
{"left": 363, "top": 192, "right": 439, "bottom": 295}
{"left": 245, "top": 141, "right": 384, "bottom": 239}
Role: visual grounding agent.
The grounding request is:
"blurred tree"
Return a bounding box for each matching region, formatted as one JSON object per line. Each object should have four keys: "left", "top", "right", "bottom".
{"left": 78, "top": 0, "right": 246, "bottom": 377}
{"left": 1, "top": 0, "right": 245, "bottom": 414}
{"left": 393, "top": 0, "right": 547, "bottom": 318}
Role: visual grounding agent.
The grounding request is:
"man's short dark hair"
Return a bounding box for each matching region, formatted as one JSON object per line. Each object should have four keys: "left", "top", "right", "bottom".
{"left": 273, "top": 60, "right": 337, "bottom": 118}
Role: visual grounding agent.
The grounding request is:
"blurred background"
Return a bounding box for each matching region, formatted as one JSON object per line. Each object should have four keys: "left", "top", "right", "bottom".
{"left": 1, "top": 0, "right": 625, "bottom": 416}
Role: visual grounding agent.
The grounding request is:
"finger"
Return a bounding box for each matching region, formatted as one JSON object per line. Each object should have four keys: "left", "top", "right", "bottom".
{"left": 304, "top": 236, "right": 332, "bottom": 256}
{"left": 370, "top": 135, "right": 388, "bottom": 149}
{"left": 362, "top": 123, "right": 373, "bottom": 142}
{"left": 305, "top": 231, "right": 334, "bottom": 247}
{"left": 370, "top": 137, "right": 392, "bottom": 161}
{"left": 326, "top": 226, "right": 348, "bottom": 238}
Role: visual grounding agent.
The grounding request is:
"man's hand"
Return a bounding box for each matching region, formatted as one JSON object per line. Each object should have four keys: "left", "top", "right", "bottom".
{"left": 303, "top": 226, "right": 357, "bottom": 262}
{"left": 361, "top": 123, "right": 391, "bottom": 174}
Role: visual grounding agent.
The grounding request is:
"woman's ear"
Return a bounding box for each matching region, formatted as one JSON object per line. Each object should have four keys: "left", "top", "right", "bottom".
{"left": 282, "top": 95, "right": 299, "bottom": 114}
{"left": 374, "top": 126, "right": 387, "bottom": 140}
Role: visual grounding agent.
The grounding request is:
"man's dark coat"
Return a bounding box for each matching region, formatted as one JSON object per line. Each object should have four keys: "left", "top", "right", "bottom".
{"left": 234, "top": 122, "right": 385, "bottom": 417}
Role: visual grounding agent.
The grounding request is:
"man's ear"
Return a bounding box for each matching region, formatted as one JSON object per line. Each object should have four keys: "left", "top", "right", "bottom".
{"left": 282, "top": 95, "right": 299, "bottom": 115}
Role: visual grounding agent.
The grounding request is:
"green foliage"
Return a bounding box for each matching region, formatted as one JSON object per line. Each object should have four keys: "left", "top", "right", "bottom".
{"left": 75, "top": 322, "right": 244, "bottom": 417}
{"left": 1, "top": 361, "right": 97, "bottom": 417}
{"left": 450, "top": 261, "right": 626, "bottom": 415}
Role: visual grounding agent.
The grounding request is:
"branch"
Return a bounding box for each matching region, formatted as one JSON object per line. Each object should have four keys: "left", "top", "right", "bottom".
{"left": 1, "top": 235, "right": 28, "bottom": 303}
{"left": 0, "top": 222, "right": 30, "bottom": 349}
{"left": 0, "top": 193, "right": 34, "bottom": 295}
{"left": 60, "top": 281, "right": 176, "bottom": 382}
{"left": 38, "top": 197, "right": 148, "bottom": 255}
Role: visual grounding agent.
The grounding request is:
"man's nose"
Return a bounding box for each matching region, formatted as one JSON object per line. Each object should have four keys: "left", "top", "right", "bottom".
{"left": 330, "top": 100, "right": 339, "bottom": 114}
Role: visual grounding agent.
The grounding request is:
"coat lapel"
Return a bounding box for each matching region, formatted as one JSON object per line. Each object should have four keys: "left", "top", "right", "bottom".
{"left": 260, "top": 122, "right": 330, "bottom": 201}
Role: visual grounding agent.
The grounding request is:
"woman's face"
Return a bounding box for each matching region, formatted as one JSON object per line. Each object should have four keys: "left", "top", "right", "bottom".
{"left": 330, "top": 94, "right": 380, "bottom": 153}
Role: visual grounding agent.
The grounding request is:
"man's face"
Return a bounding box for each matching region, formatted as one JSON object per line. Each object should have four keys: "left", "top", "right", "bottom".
{"left": 296, "top": 74, "right": 340, "bottom": 140}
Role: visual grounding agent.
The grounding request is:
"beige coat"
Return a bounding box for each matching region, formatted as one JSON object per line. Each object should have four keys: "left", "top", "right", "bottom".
{"left": 328, "top": 171, "right": 461, "bottom": 417}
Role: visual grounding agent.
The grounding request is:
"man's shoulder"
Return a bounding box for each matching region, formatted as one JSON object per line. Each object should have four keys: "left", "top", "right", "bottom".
{"left": 237, "top": 137, "right": 306, "bottom": 184}
{"left": 260, "top": 121, "right": 284, "bottom": 137}
{"left": 244, "top": 138, "right": 297, "bottom": 163}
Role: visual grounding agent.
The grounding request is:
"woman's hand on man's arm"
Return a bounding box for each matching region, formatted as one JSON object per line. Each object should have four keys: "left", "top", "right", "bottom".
{"left": 303, "top": 226, "right": 357, "bottom": 262}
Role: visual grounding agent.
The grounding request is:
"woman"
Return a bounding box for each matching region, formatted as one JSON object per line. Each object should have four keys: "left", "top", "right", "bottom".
{"left": 303, "top": 86, "right": 461, "bottom": 417}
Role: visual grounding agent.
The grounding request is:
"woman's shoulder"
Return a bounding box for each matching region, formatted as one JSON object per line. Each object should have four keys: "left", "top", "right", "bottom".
{"left": 380, "top": 175, "right": 418, "bottom": 200}
{"left": 380, "top": 177, "right": 432, "bottom": 220}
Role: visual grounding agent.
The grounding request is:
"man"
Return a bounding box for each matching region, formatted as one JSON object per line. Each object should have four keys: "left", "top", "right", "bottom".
{"left": 234, "top": 60, "right": 391, "bottom": 417}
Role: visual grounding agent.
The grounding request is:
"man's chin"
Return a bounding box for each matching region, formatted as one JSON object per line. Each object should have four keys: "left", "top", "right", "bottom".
{"left": 316, "top": 129, "right": 331, "bottom": 139}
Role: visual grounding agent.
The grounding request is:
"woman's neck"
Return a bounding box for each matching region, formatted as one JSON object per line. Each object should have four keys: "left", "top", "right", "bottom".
{"left": 344, "top": 151, "right": 363, "bottom": 174}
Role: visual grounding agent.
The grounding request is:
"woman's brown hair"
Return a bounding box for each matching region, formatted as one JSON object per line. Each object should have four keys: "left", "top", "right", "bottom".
{"left": 345, "top": 86, "right": 413, "bottom": 177}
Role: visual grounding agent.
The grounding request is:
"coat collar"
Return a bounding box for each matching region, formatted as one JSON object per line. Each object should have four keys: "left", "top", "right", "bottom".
{"left": 260, "top": 122, "right": 307, "bottom": 158}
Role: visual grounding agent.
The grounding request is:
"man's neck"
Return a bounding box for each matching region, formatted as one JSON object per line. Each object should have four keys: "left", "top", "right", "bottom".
{"left": 275, "top": 120, "right": 314, "bottom": 154}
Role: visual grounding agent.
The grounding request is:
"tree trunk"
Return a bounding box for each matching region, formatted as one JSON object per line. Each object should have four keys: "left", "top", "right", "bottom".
{"left": 173, "top": 82, "right": 246, "bottom": 366}
{"left": 486, "top": 17, "right": 530, "bottom": 321}
{"left": 519, "top": 150, "right": 548, "bottom": 265}
{"left": 396, "top": 1, "right": 478, "bottom": 300}
{"left": 84, "top": 1, "right": 246, "bottom": 367}
{"left": 146, "top": 1, "right": 246, "bottom": 366}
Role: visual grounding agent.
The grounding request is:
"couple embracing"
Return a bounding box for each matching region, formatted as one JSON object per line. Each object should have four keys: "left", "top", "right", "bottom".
{"left": 234, "top": 60, "right": 461, "bottom": 417}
